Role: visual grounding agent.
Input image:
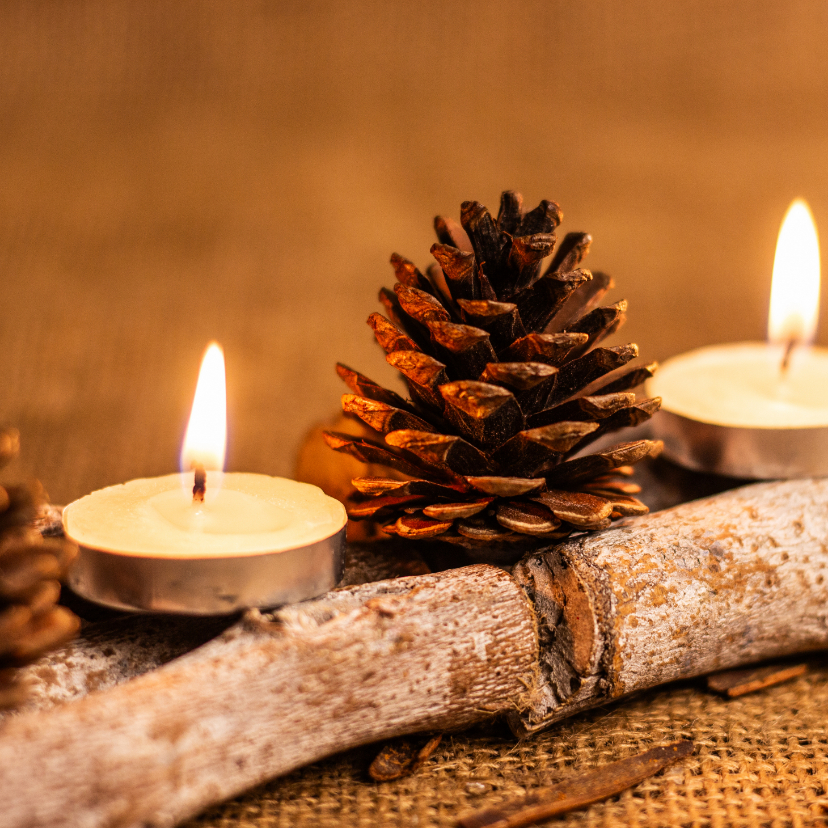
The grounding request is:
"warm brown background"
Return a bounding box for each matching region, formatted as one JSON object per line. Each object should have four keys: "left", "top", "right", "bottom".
{"left": 4, "top": 4, "right": 828, "bottom": 826}
{"left": 3, "top": 1, "right": 828, "bottom": 504}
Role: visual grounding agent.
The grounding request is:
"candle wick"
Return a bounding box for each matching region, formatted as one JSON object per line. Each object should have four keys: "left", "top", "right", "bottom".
{"left": 781, "top": 338, "right": 798, "bottom": 375}
{"left": 193, "top": 464, "right": 206, "bottom": 503}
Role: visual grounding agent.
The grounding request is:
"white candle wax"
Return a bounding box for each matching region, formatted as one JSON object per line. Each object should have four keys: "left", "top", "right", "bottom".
{"left": 648, "top": 342, "right": 828, "bottom": 428}
{"left": 64, "top": 472, "right": 347, "bottom": 559}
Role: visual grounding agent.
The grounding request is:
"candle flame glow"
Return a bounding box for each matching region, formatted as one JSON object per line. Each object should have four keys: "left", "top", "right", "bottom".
{"left": 768, "top": 199, "right": 820, "bottom": 346}
{"left": 181, "top": 342, "right": 227, "bottom": 474}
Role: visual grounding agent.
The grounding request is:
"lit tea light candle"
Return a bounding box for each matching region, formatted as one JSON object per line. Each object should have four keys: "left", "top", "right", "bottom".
{"left": 648, "top": 199, "right": 828, "bottom": 478}
{"left": 64, "top": 343, "right": 347, "bottom": 614}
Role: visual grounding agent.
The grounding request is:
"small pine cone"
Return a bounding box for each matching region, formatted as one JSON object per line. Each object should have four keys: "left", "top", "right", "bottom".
{"left": 326, "top": 192, "right": 662, "bottom": 563}
{"left": 0, "top": 429, "right": 80, "bottom": 708}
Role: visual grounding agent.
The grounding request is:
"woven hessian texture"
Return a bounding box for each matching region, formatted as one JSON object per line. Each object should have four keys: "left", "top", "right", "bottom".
{"left": 5, "top": 1, "right": 828, "bottom": 507}
{"left": 186, "top": 664, "right": 828, "bottom": 827}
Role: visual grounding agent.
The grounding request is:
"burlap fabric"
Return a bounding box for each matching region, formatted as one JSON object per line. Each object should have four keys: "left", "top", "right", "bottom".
{"left": 186, "top": 662, "right": 828, "bottom": 827}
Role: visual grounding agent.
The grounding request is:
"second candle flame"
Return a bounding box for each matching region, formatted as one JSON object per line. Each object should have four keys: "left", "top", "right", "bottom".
{"left": 768, "top": 199, "right": 820, "bottom": 348}
{"left": 181, "top": 342, "right": 227, "bottom": 479}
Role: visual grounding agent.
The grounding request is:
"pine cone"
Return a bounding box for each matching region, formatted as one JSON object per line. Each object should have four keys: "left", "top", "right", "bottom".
{"left": 0, "top": 428, "right": 79, "bottom": 708}
{"left": 325, "top": 191, "right": 662, "bottom": 563}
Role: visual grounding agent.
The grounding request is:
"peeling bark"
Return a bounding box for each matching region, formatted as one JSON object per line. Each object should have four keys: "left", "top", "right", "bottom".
{"left": 511, "top": 477, "right": 828, "bottom": 734}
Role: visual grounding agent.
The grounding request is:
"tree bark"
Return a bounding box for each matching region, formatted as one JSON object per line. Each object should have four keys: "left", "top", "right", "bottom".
{"left": 0, "top": 565, "right": 536, "bottom": 828}
{"left": 510, "top": 477, "right": 828, "bottom": 734}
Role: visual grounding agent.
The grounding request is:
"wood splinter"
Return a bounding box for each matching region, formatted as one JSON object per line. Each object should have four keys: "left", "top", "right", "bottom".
{"left": 706, "top": 663, "right": 808, "bottom": 698}
{"left": 458, "top": 741, "right": 694, "bottom": 828}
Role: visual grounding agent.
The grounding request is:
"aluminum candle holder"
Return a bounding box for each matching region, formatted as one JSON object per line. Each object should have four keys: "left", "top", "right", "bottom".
{"left": 62, "top": 471, "right": 348, "bottom": 616}
{"left": 648, "top": 406, "right": 828, "bottom": 479}
{"left": 65, "top": 526, "right": 346, "bottom": 615}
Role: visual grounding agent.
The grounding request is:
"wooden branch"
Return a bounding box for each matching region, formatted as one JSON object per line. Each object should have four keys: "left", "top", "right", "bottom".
{"left": 0, "top": 565, "right": 537, "bottom": 828}
{"left": 2, "top": 478, "right": 828, "bottom": 827}
{"left": 510, "top": 477, "right": 828, "bottom": 734}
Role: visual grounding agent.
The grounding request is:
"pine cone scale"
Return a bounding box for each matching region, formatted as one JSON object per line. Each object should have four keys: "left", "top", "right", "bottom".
{"left": 323, "top": 431, "right": 433, "bottom": 480}
{"left": 547, "top": 232, "right": 593, "bottom": 276}
{"left": 433, "top": 216, "right": 472, "bottom": 252}
{"left": 466, "top": 476, "right": 544, "bottom": 497}
{"left": 422, "top": 498, "right": 492, "bottom": 520}
{"left": 459, "top": 201, "right": 502, "bottom": 282}
{"left": 384, "top": 430, "right": 491, "bottom": 479}
{"left": 496, "top": 190, "right": 524, "bottom": 236}
{"left": 514, "top": 268, "right": 592, "bottom": 331}
{"left": 496, "top": 500, "right": 560, "bottom": 535}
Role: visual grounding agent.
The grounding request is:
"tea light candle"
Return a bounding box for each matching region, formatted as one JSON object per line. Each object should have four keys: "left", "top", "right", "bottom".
{"left": 64, "top": 344, "right": 347, "bottom": 614}
{"left": 648, "top": 200, "right": 828, "bottom": 478}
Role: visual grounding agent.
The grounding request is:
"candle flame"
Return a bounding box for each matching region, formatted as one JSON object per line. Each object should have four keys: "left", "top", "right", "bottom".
{"left": 181, "top": 342, "right": 227, "bottom": 474}
{"left": 768, "top": 199, "right": 820, "bottom": 346}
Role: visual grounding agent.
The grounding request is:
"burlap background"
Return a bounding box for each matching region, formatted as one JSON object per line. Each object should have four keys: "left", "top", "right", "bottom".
{"left": 4, "top": 0, "right": 828, "bottom": 506}
{"left": 3, "top": 2, "right": 828, "bottom": 825}
{"left": 185, "top": 664, "right": 828, "bottom": 827}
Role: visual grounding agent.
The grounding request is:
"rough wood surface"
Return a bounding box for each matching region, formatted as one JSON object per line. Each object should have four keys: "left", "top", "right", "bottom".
{"left": 3, "top": 478, "right": 828, "bottom": 826}
{"left": 10, "top": 614, "right": 232, "bottom": 714}
{"left": 0, "top": 564, "right": 537, "bottom": 828}
{"left": 510, "top": 477, "right": 828, "bottom": 734}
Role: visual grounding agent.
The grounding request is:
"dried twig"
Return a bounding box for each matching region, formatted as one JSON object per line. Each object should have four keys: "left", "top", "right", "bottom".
{"left": 706, "top": 663, "right": 808, "bottom": 698}
{"left": 458, "top": 741, "right": 694, "bottom": 828}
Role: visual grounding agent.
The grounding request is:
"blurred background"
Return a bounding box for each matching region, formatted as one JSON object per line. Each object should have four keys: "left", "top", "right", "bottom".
{"left": 2, "top": 0, "right": 828, "bottom": 504}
